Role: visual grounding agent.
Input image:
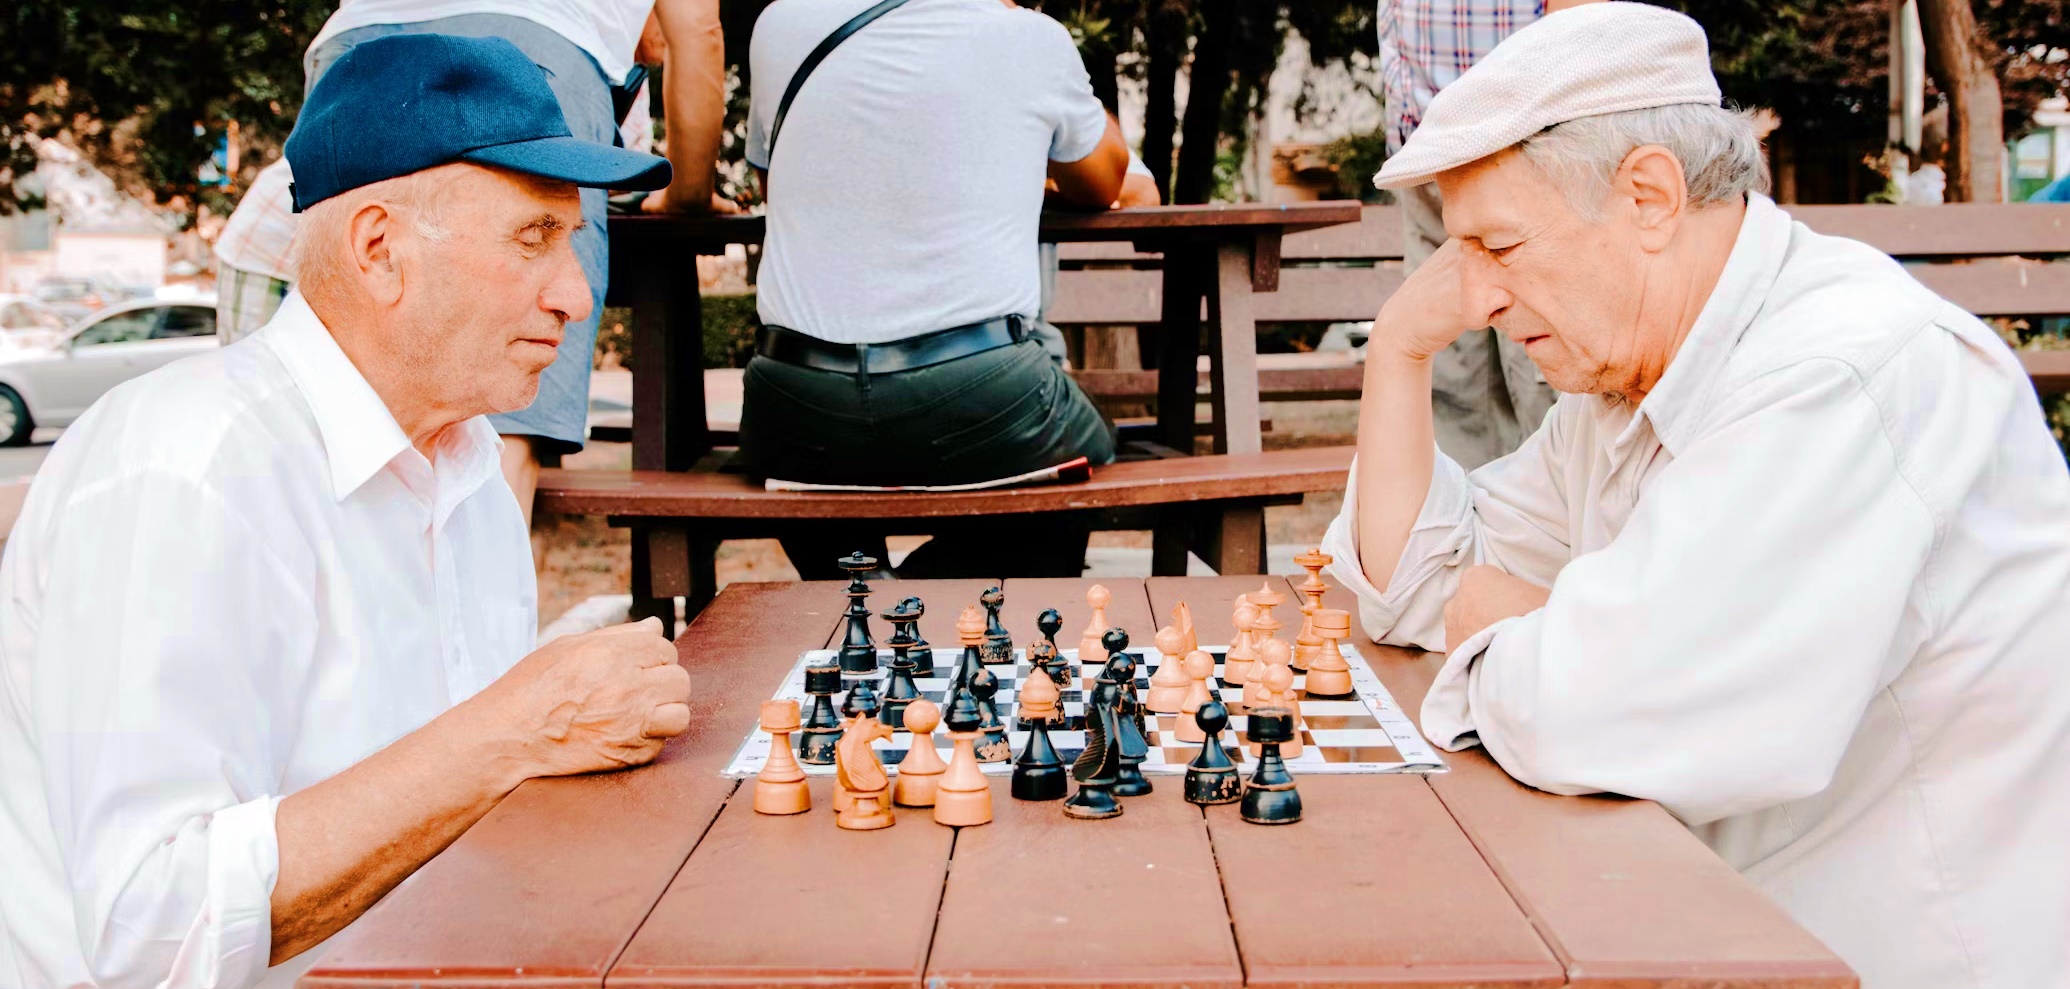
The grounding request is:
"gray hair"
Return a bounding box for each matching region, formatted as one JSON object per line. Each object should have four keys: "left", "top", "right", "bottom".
{"left": 1516, "top": 103, "right": 1770, "bottom": 221}
{"left": 293, "top": 169, "right": 455, "bottom": 300}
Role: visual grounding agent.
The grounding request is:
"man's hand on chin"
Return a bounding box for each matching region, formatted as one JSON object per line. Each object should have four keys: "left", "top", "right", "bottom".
{"left": 1443, "top": 565, "right": 1552, "bottom": 651}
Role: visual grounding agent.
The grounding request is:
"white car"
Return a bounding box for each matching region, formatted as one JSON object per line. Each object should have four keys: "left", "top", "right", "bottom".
{"left": 0, "top": 297, "right": 218, "bottom": 445}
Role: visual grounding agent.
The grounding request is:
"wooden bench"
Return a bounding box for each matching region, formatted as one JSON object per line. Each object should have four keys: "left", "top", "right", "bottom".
{"left": 539, "top": 446, "right": 1355, "bottom": 631}
{"left": 1051, "top": 202, "right": 2070, "bottom": 405}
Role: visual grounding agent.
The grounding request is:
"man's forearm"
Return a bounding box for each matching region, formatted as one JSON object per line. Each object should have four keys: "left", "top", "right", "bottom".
{"left": 656, "top": 0, "right": 725, "bottom": 209}
{"left": 1354, "top": 346, "right": 1438, "bottom": 593}
{"left": 268, "top": 701, "right": 527, "bottom": 964}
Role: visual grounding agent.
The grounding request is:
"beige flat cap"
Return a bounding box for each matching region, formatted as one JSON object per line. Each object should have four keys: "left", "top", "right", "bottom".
{"left": 1373, "top": 1, "right": 1722, "bottom": 189}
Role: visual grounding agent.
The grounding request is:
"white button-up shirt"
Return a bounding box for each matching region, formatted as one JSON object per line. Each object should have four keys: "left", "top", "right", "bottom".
{"left": 1323, "top": 194, "right": 2070, "bottom": 989}
{"left": 0, "top": 293, "right": 536, "bottom": 989}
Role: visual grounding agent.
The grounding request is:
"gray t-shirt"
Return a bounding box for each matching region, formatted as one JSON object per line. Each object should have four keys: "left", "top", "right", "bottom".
{"left": 747, "top": 0, "right": 1109, "bottom": 344}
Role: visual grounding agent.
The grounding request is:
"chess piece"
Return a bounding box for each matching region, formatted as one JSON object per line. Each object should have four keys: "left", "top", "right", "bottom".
{"left": 1292, "top": 548, "right": 1333, "bottom": 671}
{"left": 1223, "top": 598, "right": 1260, "bottom": 688}
{"left": 1173, "top": 600, "right": 1198, "bottom": 657}
{"left": 1145, "top": 625, "right": 1190, "bottom": 713}
{"left": 952, "top": 605, "right": 987, "bottom": 694}
{"left": 979, "top": 586, "right": 1013, "bottom": 664}
{"left": 1247, "top": 655, "right": 1303, "bottom": 759}
{"left": 899, "top": 596, "right": 935, "bottom": 676}
{"left": 1174, "top": 649, "right": 1218, "bottom": 743}
{"left": 933, "top": 682, "right": 994, "bottom": 826}
{"left": 1029, "top": 608, "right": 1071, "bottom": 692}
{"left": 1100, "top": 635, "right": 1152, "bottom": 798}
{"left": 893, "top": 699, "right": 947, "bottom": 807}
{"left": 1303, "top": 607, "right": 1356, "bottom": 698}
{"left": 970, "top": 667, "right": 1012, "bottom": 762}
{"left": 1183, "top": 701, "right": 1242, "bottom": 805}
{"left": 835, "top": 714, "right": 897, "bottom": 830}
{"left": 1011, "top": 667, "right": 1068, "bottom": 801}
{"left": 1249, "top": 581, "right": 1287, "bottom": 652}
{"left": 1240, "top": 707, "right": 1303, "bottom": 825}
{"left": 1244, "top": 636, "right": 1290, "bottom": 710}
{"left": 880, "top": 602, "right": 921, "bottom": 729}
{"left": 797, "top": 664, "right": 844, "bottom": 765}
{"left": 1078, "top": 584, "right": 1112, "bottom": 669}
{"left": 836, "top": 552, "right": 879, "bottom": 675}
{"left": 841, "top": 672, "right": 882, "bottom": 723}
{"left": 1063, "top": 678, "right": 1125, "bottom": 820}
{"left": 754, "top": 700, "right": 811, "bottom": 815}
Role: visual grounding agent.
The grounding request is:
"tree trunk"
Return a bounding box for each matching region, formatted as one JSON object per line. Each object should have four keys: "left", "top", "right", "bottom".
{"left": 1142, "top": 2, "right": 1185, "bottom": 203}
{"left": 1173, "top": 0, "right": 1233, "bottom": 204}
{"left": 1918, "top": 0, "right": 2004, "bottom": 202}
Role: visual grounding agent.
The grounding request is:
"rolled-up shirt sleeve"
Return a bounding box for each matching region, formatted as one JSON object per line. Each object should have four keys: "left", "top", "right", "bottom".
{"left": 1322, "top": 398, "right": 1575, "bottom": 652}
{"left": 32, "top": 468, "right": 312, "bottom": 988}
{"left": 1424, "top": 360, "right": 1935, "bottom": 826}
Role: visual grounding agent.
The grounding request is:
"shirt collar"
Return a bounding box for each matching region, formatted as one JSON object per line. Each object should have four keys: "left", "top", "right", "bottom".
{"left": 1621, "top": 192, "right": 1795, "bottom": 458}
{"left": 260, "top": 292, "right": 503, "bottom": 503}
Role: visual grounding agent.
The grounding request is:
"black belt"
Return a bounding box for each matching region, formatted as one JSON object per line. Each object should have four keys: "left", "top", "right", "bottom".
{"left": 756, "top": 315, "right": 1029, "bottom": 375}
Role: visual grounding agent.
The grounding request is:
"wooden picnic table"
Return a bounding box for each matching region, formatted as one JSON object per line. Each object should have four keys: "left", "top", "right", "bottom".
{"left": 605, "top": 201, "right": 1363, "bottom": 469}
{"left": 300, "top": 575, "right": 1855, "bottom": 989}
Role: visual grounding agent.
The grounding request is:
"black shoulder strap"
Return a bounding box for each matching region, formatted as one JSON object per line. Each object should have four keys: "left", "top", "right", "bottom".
{"left": 766, "top": 0, "right": 915, "bottom": 159}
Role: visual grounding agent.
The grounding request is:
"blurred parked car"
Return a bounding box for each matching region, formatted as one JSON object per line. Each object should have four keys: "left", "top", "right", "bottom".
{"left": 0, "top": 298, "right": 217, "bottom": 445}
{"left": 29, "top": 276, "right": 132, "bottom": 324}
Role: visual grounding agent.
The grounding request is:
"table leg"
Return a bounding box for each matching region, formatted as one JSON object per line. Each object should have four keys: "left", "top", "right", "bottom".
{"left": 1201, "top": 504, "right": 1266, "bottom": 574}
{"left": 630, "top": 523, "right": 692, "bottom": 639}
{"left": 628, "top": 251, "right": 710, "bottom": 472}
{"left": 1205, "top": 241, "right": 1263, "bottom": 457}
{"left": 1154, "top": 246, "right": 1205, "bottom": 454}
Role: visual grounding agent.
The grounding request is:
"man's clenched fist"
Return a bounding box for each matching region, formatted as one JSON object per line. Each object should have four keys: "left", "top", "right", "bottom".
{"left": 469, "top": 617, "right": 691, "bottom": 782}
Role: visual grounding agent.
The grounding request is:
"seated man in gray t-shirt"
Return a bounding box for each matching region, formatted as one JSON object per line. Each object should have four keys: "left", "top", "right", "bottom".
{"left": 740, "top": 0, "right": 1130, "bottom": 579}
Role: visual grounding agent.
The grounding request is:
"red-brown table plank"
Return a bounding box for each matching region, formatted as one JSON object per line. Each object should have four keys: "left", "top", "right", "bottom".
{"left": 609, "top": 778, "right": 953, "bottom": 988}
{"left": 301, "top": 582, "right": 844, "bottom": 988}
{"left": 925, "top": 782, "right": 1244, "bottom": 988}
{"left": 1203, "top": 777, "right": 1561, "bottom": 988}
{"left": 1281, "top": 577, "right": 1856, "bottom": 987}
{"left": 1149, "top": 577, "right": 1560, "bottom": 987}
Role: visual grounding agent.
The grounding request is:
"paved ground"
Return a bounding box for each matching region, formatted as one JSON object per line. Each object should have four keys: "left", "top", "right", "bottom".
{"left": 0, "top": 432, "right": 59, "bottom": 481}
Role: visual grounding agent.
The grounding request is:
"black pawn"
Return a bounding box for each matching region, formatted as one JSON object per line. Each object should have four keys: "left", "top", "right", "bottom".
{"left": 970, "top": 668, "right": 1012, "bottom": 762}
{"left": 836, "top": 552, "right": 879, "bottom": 675}
{"left": 1032, "top": 608, "right": 1070, "bottom": 690}
{"left": 1064, "top": 679, "right": 1125, "bottom": 820}
{"left": 899, "top": 596, "right": 935, "bottom": 677}
{"left": 1102, "top": 628, "right": 1148, "bottom": 737}
{"left": 979, "top": 586, "right": 1013, "bottom": 665}
{"left": 1183, "top": 701, "right": 1242, "bottom": 805}
{"left": 1011, "top": 710, "right": 1068, "bottom": 802}
{"left": 797, "top": 664, "right": 844, "bottom": 765}
{"left": 840, "top": 675, "right": 880, "bottom": 722}
{"left": 877, "top": 604, "right": 919, "bottom": 728}
{"left": 1240, "top": 707, "right": 1303, "bottom": 825}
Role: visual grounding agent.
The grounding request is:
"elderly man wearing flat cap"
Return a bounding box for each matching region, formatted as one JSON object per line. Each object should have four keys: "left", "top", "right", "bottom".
{"left": 1322, "top": 4, "right": 2070, "bottom": 987}
{"left": 0, "top": 35, "right": 693, "bottom": 989}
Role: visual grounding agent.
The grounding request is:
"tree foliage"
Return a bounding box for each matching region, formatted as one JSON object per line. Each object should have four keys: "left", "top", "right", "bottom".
{"left": 2, "top": 2, "right": 328, "bottom": 217}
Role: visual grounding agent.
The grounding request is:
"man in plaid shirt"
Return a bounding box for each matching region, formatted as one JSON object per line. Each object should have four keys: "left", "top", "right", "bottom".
{"left": 1377, "top": 0, "right": 1591, "bottom": 467}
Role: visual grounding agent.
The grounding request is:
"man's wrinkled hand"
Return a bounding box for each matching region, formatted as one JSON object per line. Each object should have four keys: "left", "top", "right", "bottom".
{"left": 1443, "top": 565, "right": 1552, "bottom": 652}
{"left": 1373, "top": 238, "right": 1487, "bottom": 363}
{"left": 471, "top": 617, "right": 691, "bottom": 782}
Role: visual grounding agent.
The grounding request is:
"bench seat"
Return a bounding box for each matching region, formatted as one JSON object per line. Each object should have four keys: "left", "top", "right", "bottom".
{"left": 535, "top": 446, "right": 1353, "bottom": 519}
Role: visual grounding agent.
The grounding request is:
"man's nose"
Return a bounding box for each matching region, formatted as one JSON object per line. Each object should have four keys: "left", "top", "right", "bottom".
{"left": 1458, "top": 252, "right": 1515, "bottom": 328}
{"left": 542, "top": 245, "right": 594, "bottom": 325}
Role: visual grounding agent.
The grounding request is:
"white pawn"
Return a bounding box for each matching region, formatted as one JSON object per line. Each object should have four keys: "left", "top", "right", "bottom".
{"left": 1174, "top": 649, "right": 1218, "bottom": 743}
{"left": 1146, "top": 625, "right": 1191, "bottom": 713}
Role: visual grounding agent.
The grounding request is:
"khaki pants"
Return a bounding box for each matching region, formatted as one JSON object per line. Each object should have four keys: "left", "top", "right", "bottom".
{"left": 1400, "top": 182, "right": 1558, "bottom": 470}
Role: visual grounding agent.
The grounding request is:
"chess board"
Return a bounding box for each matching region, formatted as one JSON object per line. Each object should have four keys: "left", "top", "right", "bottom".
{"left": 721, "top": 644, "right": 1446, "bottom": 777}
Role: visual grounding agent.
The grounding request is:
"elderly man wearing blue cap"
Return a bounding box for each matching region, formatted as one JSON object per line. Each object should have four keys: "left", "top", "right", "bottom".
{"left": 1322, "top": 4, "right": 2069, "bottom": 987}
{"left": 0, "top": 36, "right": 693, "bottom": 989}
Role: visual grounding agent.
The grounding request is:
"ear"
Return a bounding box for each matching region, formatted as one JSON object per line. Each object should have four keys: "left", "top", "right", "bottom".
{"left": 345, "top": 200, "right": 406, "bottom": 306}
{"left": 1613, "top": 144, "right": 1686, "bottom": 253}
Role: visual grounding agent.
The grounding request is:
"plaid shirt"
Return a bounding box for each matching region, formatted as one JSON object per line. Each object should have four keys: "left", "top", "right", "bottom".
{"left": 212, "top": 158, "right": 299, "bottom": 283}
{"left": 1377, "top": 0, "right": 1544, "bottom": 152}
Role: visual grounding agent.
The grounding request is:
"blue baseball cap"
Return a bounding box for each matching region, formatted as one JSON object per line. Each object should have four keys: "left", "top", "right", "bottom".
{"left": 284, "top": 33, "right": 671, "bottom": 212}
